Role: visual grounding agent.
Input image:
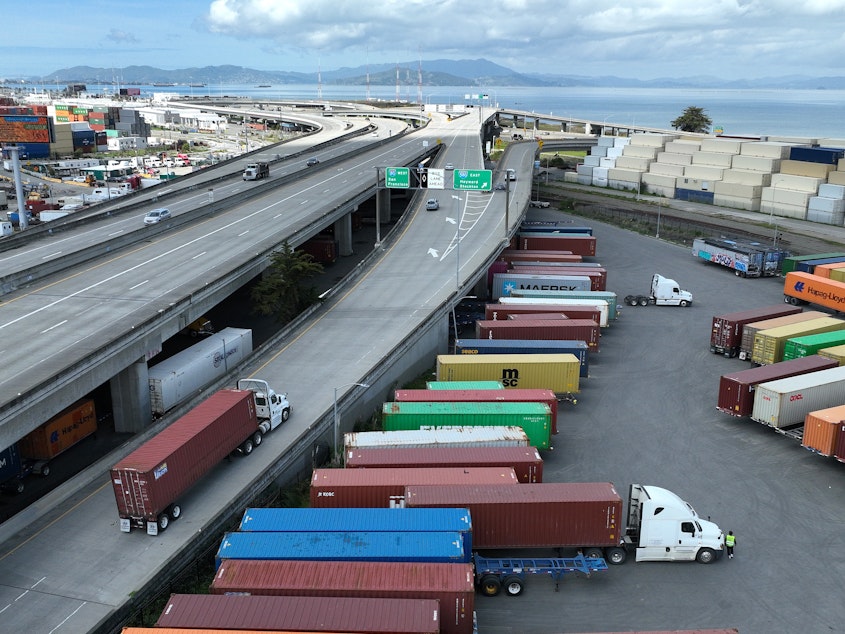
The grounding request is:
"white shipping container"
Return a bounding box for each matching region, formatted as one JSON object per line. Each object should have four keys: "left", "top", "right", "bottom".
{"left": 496, "top": 297, "right": 610, "bottom": 326}
{"left": 613, "top": 137, "right": 631, "bottom": 147}
{"left": 762, "top": 187, "right": 813, "bottom": 207}
{"left": 664, "top": 140, "right": 700, "bottom": 154}
{"left": 599, "top": 157, "right": 616, "bottom": 168}
{"left": 648, "top": 163, "right": 686, "bottom": 177}
{"left": 148, "top": 327, "right": 254, "bottom": 415}
{"left": 577, "top": 164, "right": 594, "bottom": 177}
{"left": 676, "top": 177, "right": 714, "bottom": 192}
{"left": 590, "top": 146, "right": 608, "bottom": 158}
{"left": 683, "top": 165, "right": 725, "bottom": 180}
{"left": 819, "top": 183, "right": 845, "bottom": 199}
{"left": 344, "top": 426, "right": 530, "bottom": 451}
{"left": 605, "top": 146, "right": 624, "bottom": 158}
{"left": 656, "top": 152, "right": 693, "bottom": 166}
{"left": 759, "top": 200, "right": 808, "bottom": 220}
{"left": 723, "top": 169, "right": 772, "bottom": 186}
{"left": 692, "top": 152, "right": 734, "bottom": 168}
{"left": 770, "top": 173, "right": 823, "bottom": 192}
{"left": 808, "top": 196, "right": 845, "bottom": 213}
{"left": 806, "top": 208, "right": 845, "bottom": 225}
{"left": 713, "top": 193, "right": 762, "bottom": 211}
{"left": 583, "top": 155, "right": 601, "bottom": 167}
{"left": 608, "top": 167, "right": 642, "bottom": 183}
{"left": 700, "top": 138, "right": 745, "bottom": 154}
{"left": 731, "top": 155, "right": 780, "bottom": 173}
{"left": 643, "top": 173, "right": 678, "bottom": 188}
{"left": 630, "top": 133, "right": 676, "bottom": 147}
{"left": 576, "top": 174, "right": 592, "bottom": 185}
{"left": 827, "top": 171, "right": 845, "bottom": 186}
{"left": 714, "top": 181, "right": 763, "bottom": 198}
{"left": 739, "top": 141, "right": 793, "bottom": 159}
{"left": 751, "top": 366, "right": 845, "bottom": 428}
{"left": 779, "top": 159, "right": 834, "bottom": 179}
{"left": 623, "top": 145, "right": 658, "bottom": 159}
{"left": 615, "top": 156, "right": 651, "bottom": 171}
{"left": 596, "top": 136, "right": 616, "bottom": 147}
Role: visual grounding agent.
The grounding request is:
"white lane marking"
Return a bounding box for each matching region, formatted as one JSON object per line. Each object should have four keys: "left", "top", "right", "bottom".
{"left": 129, "top": 280, "right": 149, "bottom": 290}
{"left": 40, "top": 320, "right": 68, "bottom": 333}
{"left": 192, "top": 251, "right": 207, "bottom": 259}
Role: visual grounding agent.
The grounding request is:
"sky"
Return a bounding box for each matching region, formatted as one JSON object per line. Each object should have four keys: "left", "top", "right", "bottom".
{"left": 4, "top": 0, "right": 845, "bottom": 81}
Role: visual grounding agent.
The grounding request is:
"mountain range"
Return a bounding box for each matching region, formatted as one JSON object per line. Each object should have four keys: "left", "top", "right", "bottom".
{"left": 12, "top": 58, "right": 845, "bottom": 90}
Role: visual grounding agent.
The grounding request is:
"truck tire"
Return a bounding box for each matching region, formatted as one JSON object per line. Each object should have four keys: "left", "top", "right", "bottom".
{"left": 583, "top": 547, "right": 604, "bottom": 559}
{"left": 241, "top": 438, "right": 254, "bottom": 455}
{"left": 40, "top": 464, "right": 51, "bottom": 477}
{"left": 626, "top": 296, "right": 638, "bottom": 307}
{"left": 638, "top": 297, "right": 649, "bottom": 306}
{"left": 679, "top": 300, "right": 689, "bottom": 307}
{"left": 696, "top": 548, "right": 716, "bottom": 564}
{"left": 9, "top": 480, "right": 24, "bottom": 495}
{"left": 168, "top": 504, "right": 182, "bottom": 521}
{"left": 157, "top": 512, "right": 170, "bottom": 531}
{"left": 606, "top": 547, "right": 627, "bottom": 565}
{"left": 479, "top": 575, "right": 501, "bottom": 596}
{"left": 282, "top": 408, "right": 291, "bottom": 422}
{"left": 503, "top": 576, "right": 524, "bottom": 596}
{"left": 252, "top": 430, "right": 263, "bottom": 447}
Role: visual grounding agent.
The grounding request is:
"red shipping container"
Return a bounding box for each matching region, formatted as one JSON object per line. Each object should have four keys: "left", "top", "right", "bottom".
{"left": 802, "top": 404, "right": 845, "bottom": 456}
{"left": 395, "top": 387, "right": 560, "bottom": 437}
{"left": 508, "top": 312, "right": 569, "bottom": 320}
{"left": 210, "top": 560, "right": 474, "bottom": 634}
{"left": 18, "top": 398, "right": 96, "bottom": 460}
{"left": 485, "top": 302, "right": 600, "bottom": 323}
{"left": 475, "top": 319, "right": 600, "bottom": 351}
{"left": 405, "top": 482, "right": 623, "bottom": 550}
{"left": 345, "top": 445, "right": 543, "bottom": 483}
{"left": 717, "top": 355, "right": 838, "bottom": 417}
{"left": 710, "top": 304, "right": 802, "bottom": 357}
{"left": 487, "top": 259, "right": 509, "bottom": 287}
{"left": 310, "top": 466, "right": 518, "bottom": 508}
{"left": 155, "top": 594, "right": 440, "bottom": 633}
{"left": 514, "top": 234, "right": 597, "bottom": 256}
{"left": 508, "top": 266, "right": 606, "bottom": 291}
{"left": 835, "top": 422, "right": 845, "bottom": 463}
{"left": 499, "top": 249, "right": 580, "bottom": 262}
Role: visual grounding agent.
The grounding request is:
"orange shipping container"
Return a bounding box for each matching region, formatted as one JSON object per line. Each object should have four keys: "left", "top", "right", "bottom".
{"left": 784, "top": 272, "right": 845, "bottom": 312}
{"left": 18, "top": 399, "right": 97, "bottom": 460}
{"left": 811, "top": 262, "right": 845, "bottom": 279}
{"left": 802, "top": 404, "right": 845, "bottom": 456}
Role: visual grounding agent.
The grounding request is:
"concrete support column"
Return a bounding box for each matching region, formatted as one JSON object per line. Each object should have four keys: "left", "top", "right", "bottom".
{"left": 334, "top": 212, "right": 353, "bottom": 257}
{"left": 111, "top": 358, "right": 152, "bottom": 433}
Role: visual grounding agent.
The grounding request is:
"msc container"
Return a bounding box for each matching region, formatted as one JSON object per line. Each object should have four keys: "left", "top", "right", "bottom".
{"left": 802, "top": 404, "right": 845, "bottom": 456}
{"left": 344, "top": 426, "right": 530, "bottom": 451}
{"left": 783, "top": 329, "right": 845, "bottom": 360}
{"left": 818, "top": 344, "right": 845, "bottom": 365}
{"left": 501, "top": 290, "right": 619, "bottom": 321}
{"left": 155, "top": 594, "right": 441, "bottom": 633}
{"left": 515, "top": 232, "right": 597, "bottom": 256}
{"left": 782, "top": 252, "right": 845, "bottom": 275}
{"left": 17, "top": 398, "right": 97, "bottom": 462}
{"left": 405, "top": 482, "right": 623, "bottom": 550}
{"left": 425, "top": 381, "right": 504, "bottom": 390}
{"left": 751, "top": 365, "right": 845, "bottom": 428}
{"left": 215, "top": 530, "right": 469, "bottom": 569}
{"left": 751, "top": 317, "right": 845, "bottom": 365}
{"left": 436, "top": 353, "right": 581, "bottom": 395}
{"left": 738, "top": 311, "right": 828, "bottom": 360}
{"left": 485, "top": 302, "right": 606, "bottom": 327}
{"left": 111, "top": 389, "right": 258, "bottom": 535}
{"left": 475, "top": 319, "right": 600, "bottom": 351}
{"left": 717, "top": 355, "right": 838, "bottom": 417}
{"left": 147, "top": 327, "right": 253, "bottom": 415}
{"left": 490, "top": 272, "right": 592, "bottom": 299}
{"left": 498, "top": 249, "right": 582, "bottom": 263}
{"left": 210, "top": 560, "right": 474, "bottom": 634}
{"left": 454, "top": 339, "right": 590, "bottom": 378}
{"left": 309, "top": 466, "right": 518, "bottom": 507}
{"left": 504, "top": 266, "right": 605, "bottom": 291}
{"left": 382, "top": 401, "right": 552, "bottom": 449}
{"left": 710, "top": 305, "right": 803, "bottom": 357}
{"left": 344, "top": 445, "right": 544, "bottom": 483}
{"left": 395, "top": 387, "right": 560, "bottom": 435}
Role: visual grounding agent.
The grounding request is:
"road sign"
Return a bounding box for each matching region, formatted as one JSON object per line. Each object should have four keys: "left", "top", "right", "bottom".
{"left": 453, "top": 169, "right": 492, "bottom": 191}
{"left": 427, "top": 168, "right": 445, "bottom": 189}
{"left": 385, "top": 167, "right": 410, "bottom": 189}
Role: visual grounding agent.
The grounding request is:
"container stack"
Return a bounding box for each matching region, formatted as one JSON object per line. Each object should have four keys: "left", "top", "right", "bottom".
{"left": 807, "top": 183, "right": 845, "bottom": 225}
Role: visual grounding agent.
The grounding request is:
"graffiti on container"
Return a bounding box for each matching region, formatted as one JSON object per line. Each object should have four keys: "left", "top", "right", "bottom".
{"left": 711, "top": 253, "right": 734, "bottom": 268}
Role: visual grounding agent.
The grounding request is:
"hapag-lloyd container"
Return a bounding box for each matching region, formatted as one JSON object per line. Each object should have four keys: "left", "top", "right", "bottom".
{"left": 436, "top": 353, "right": 581, "bottom": 395}
{"left": 751, "top": 365, "right": 845, "bottom": 428}
{"left": 710, "top": 305, "right": 803, "bottom": 357}
{"left": 344, "top": 445, "right": 544, "bottom": 483}
{"left": 738, "top": 311, "right": 828, "bottom": 360}
{"left": 344, "top": 426, "right": 530, "bottom": 452}
{"left": 454, "top": 339, "right": 590, "bottom": 379}
{"left": 802, "top": 404, "right": 845, "bottom": 456}
{"left": 155, "top": 594, "right": 441, "bottom": 633}
{"left": 475, "top": 319, "right": 600, "bottom": 351}
{"left": 210, "top": 560, "right": 475, "bottom": 634}
{"left": 18, "top": 398, "right": 96, "bottom": 461}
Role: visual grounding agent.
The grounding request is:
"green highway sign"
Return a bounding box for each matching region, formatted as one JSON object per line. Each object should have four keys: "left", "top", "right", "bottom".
{"left": 453, "top": 169, "right": 492, "bottom": 191}
{"left": 385, "top": 167, "right": 410, "bottom": 188}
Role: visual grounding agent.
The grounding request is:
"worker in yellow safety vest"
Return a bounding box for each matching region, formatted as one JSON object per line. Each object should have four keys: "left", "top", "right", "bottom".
{"left": 726, "top": 530, "right": 736, "bottom": 559}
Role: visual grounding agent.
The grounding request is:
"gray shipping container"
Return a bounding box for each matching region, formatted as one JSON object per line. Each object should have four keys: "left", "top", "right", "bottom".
{"left": 147, "top": 327, "right": 253, "bottom": 415}
{"left": 751, "top": 365, "right": 845, "bottom": 428}
{"left": 344, "top": 426, "right": 530, "bottom": 454}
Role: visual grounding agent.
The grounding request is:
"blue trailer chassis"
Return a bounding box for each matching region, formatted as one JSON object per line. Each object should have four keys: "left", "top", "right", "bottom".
{"left": 474, "top": 553, "right": 608, "bottom": 595}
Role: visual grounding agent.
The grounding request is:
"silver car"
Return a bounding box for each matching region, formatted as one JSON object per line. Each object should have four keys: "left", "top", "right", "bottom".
{"left": 425, "top": 198, "right": 439, "bottom": 211}
{"left": 144, "top": 208, "right": 171, "bottom": 225}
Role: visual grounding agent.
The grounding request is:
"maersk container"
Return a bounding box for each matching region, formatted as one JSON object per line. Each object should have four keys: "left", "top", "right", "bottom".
{"left": 738, "top": 311, "right": 828, "bottom": 360}
{"left": 499, "top": 248, "right": 582, "bottom": 263}
{"left": 147, "top": 327, "right": 253, "bottom": 415}
{"left": 111, "top": 389, "right": 259, "bottom": 534}
{"left": 405, "top": 482, "right": 623, "bottom": 550}
{"left": 502, "top": 290, "right": 619, "bottom": 321}
{"left": 751, "top": 365, "right": 845, "bottom": 428}
{"left": 475, "top": 319, "right": 600, "bottom": 351}
{"left": 18, "top": 398, "right": 97, "bottom": 461}
{"left": 710, "top": 305, "right": 802, "bottom": 357}
{"left": 751, "top": 317, "right": 845, "bottom": 365}
{"left": 783, "top": 329, "right": 845, "bottom": 360}
{"left": 485, "top": 302, "right": 605, "bottom": 327}
{"left": 491, "top": 272, "right": 592, "bottom": 300}
{"left": 344, "top": 426, "right": 530, "bottom": 452}
{"left": 782, "top": 252, "right": 845, "bottom": 275}
{"left": 514, "top": 233, "right": 597, "bottom": 256}
{"left": 436, "top": 353, "right": 581, "bottom": 395}
{"left": 0, "top": 444, "right": 23, "bottom": 491}
{"left": 425, "top": 380, "right": 505, "bottom": 390}
{"left": 382, "top": 401, "right": 552, "bottom": 449}
{"left": 210, "top": 560, "right": 474, "bottom": 634}
{"left": 454, "top": 339, "right": 590, "bottom": 378}
{"left": 395, "top": 386, "right": 561, "bottom": 434}
{"left": 717, "top": 355, "right": 838, "bottom": 417}
{"left": 310, "top": 466, "right": 518, "bottom": 507}
{"left": 344, "top": 445, "right": 544, "bottom": 483}
{"left": 505, "top": 266, "right": 606, "bottom": 291}
{"left": 214, "top": 530, "right": 469, "bottom": 569}
{"left": 155, "top": 594, "right": 441, "bottom": 633}
{"left": 802, "top": 404, "right": 845, "bottom": 456}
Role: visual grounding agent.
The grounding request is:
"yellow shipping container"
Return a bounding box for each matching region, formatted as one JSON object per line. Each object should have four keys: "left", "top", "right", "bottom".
{"left": 818, "top": 344, "right": 845, "bottom": 365}
{"left": 830, "top": 268, "right": 845, "bottom": 283}
{"left": 436, "top": 353, "right": 580, "bottom": 395}
{"left": 752, "top": 317, "right": 845, "bottom": 365}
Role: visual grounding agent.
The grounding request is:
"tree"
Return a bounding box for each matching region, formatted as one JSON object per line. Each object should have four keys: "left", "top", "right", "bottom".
{"left": 251, "top": 241, "right": 324, "bottom": 323}
{"left": 670, "top": 106, "right": 712, "bottom": 133}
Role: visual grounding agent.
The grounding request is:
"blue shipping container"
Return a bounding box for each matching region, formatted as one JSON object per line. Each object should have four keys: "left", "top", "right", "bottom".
{"left": 519, "top": 223, "right": 594, "bottom": 235}
{"left": 676, "top": 188, "right": 715, "bottom": 204}
{"left": 215, "top": 530, "right": 469, "bottom": 569}
{"left": 795, "top": 255, "right": 845, "bottom": 273}
{"left": 0, "top": 444, "right": 22, "bottom": 486}
{"left": 491, "top": 272, "right": 592, "bottom": 300}
{"left": 789, "top": 146, "right": 845, "bottom": 165}
{"left": 455, "top": 338, "right": 590, "bottom": 377}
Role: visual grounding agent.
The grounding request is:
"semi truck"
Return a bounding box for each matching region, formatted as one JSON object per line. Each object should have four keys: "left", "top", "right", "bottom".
{"left": 692, "top": 237, "right": 789, "bottom": 277}
{"left": 111, "top": 381, "right": 289, "bottom": 535}
{"left": 625, "top": 273, "right": 692, "bottom": 307}
{"left": 242, "top": 162, "right": 269, "bottom": 180}
{"left": 405, "top": 482, "right": 724, "bottom": 564}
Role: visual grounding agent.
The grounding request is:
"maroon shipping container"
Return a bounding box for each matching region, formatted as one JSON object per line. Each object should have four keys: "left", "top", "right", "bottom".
{"left": 475, "top": 319, "right": 600, "bottom": 351}
{"left": 156, "top": 594, "right": 440, "bottom": 633}
{"left": 310, "top": 466, "right": 518, "bottom": 507}
{"left": 507, "top": 266, "right": 606, "bottom": 291}
{"left": 210, "top": 560, "right": 474, "bottom": 634}
{"left": 835, "top": 422, "right": 845, "bottom": 463}
{"left": 508, "top": 312, "right": 570, "bottom": 320}
{"left": 405, "top": 482, "right": 623, "bottom": 550}
{"left": 299, "top": 236, "right": 338, "bottom": 263}
{"left": 395, "top": 388, "right": 559, "bottom": 437}
{"left": 110, "top": 389, "right": 258, "bottom": 534}
{"left": 711, "top": 304, "right": 803, "bottom": 357}
{"left": 345, "top": 445, "right": 543, "bottom": 483}
{"left": 717, "top": 355, "right": 839, "bottom": 417}
{"left": 514, "top": 234, "right": 597, "bottom": 256}
{"left": 487, "top": 259, "right": 509, "bottom": 287}
{"left": 499, "top": 249, "right": 580, "bottom": 263}
{"left": 485, "top": 302, "right": 601, "bottom": 323}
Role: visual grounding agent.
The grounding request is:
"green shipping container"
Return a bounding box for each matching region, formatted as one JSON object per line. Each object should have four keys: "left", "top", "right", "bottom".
{"left": 382, "top": 401, "right": 552, "bottom": 449}
{"left": 507, "top": 289, "right": 619, "bottom": 320}
{"left": 425, "top": 381, "right": 505, "bottom": 390}
{"left": 752, "top": 317, "right": 845, "bottom": 365}
{"left": 436, "top": 353, "right": 581, "bottom": 395}
{"left": 781, "top": 252, "right": 845, "bottom": 275}
{"left": 783, "top": 330, "right": 845, "bottom": 360}
{"left": 818, "top": 344, "right": 845, "bottom": 365}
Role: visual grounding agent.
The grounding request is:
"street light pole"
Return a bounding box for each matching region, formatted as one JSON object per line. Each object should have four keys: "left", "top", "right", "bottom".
{"left": 333, "top": 382, "right": 370, "bottom": 459}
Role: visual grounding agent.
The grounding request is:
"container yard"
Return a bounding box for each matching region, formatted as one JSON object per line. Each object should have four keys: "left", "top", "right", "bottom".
{"left": 737, "top": 310, "right": 828, "bottom": 360}
{"left": 750, "top": 316, "right": 845, "bottom": 365}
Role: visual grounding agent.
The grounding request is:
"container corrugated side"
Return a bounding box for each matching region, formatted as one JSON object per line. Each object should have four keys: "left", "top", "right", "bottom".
{"left": 475, "top": 319, "right": 600, "bottom": 351}
{"left": 17, "top": 398, "right": 96, "bottom": 460}
{"left": 501, "top": 290, "right": 619, "bottom": 320}
{"left": 425, "top": 381, "right": 505, "bottom": 390}
{"left": 835, "top": 423, "right": 845, "bottom": 462}
{"left": 155, "top": 594, "right": 441, "bottom": 633}
{"left": 751, "top": 317, "right": 845, "bottom": 365}
{"left": 344, "top": 445, "right": 544, "bottom": 483}
{"left": 818, "top": 343, "right": 845, "bottom": 365}
{"left": 783, "top": 330, "right": 845, "bottom": 360}
{"left": 239, "top": 507, "right": 472, "bottom": 534}
{"left": 436, "top": 353, "right": 581, "bottom": 394}
{"left": 802, "top": 404, "right": 845, "bottom": 456}
{"left": 710, "top": 305, "right": 802, "bottom": 355}
{"left": 751, "top": 365, "right": 845, "bottom": 427}
{"left": 344, "top": 426, "right": 530, "bottom": 451}
{"left": 739, "top": 311, "right": 828, "bottom": 359}
{"left": 210, "top": 560, "right": 474, "bottom": 634}
{"left": 453, "top": 339, "right": 590, "bottom": 378}
{"left": 485, "top": 302, "right": 606, "bottom": 326}
{"left": 499, "top": 248, "right": 581, "bottom": 262}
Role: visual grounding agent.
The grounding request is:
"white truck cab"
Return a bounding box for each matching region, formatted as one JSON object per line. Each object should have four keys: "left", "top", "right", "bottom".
{"left": 651, "top": 274, "right": 693, "bottom": 306}
{"left": 237, "top": 379, "right": 290, "bottom": 432}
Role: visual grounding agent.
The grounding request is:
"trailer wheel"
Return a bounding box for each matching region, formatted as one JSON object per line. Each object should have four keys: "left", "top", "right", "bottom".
{"left": 157, "top": 512, "right": 170, "bottom": 531}
{"left": 241, "top": 438, "right": 254, "bottom": 455}
{"left": 679, "top": 300, "right": 689, "bottom": 307}
{"left": 8, "top": 480, "right": 24, "bottom": 495}
{"left": 606, "top": 547, "right": 627, "bottom": 565}
{"left": 169, "top": 504, "right": 182, "bottom": 521}
{"left": 503, "top": 576, "right": 524, "bottom": 596}
{"left": 696, "top": 548, "right": 716, "bottom": 564}
{"left": 252, "top": 430, "right": 263, "bottom": 447}
{"left": 583, "top": 547, "right": 604, "bottom": 559}
{"left": 40, "top": 464, "right": 51, "bottom": 477}
{"left": 479, "top": 575, "right": 501, "bottom": 596}
{"left": 638, "top": 297, "right": 649, "bottom": 306}
{"left": 282, "top": 408, "right": 291, "bottom": 422}
{"left": 627, "top": 296, "right": 638, "bottom": 307}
